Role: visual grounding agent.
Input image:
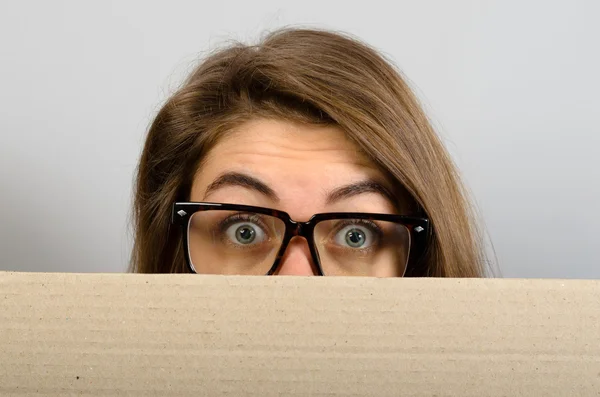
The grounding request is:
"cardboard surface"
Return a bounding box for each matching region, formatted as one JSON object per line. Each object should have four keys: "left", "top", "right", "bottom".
{"left": 1, "top": 271, "right": 599, "bottom": 396}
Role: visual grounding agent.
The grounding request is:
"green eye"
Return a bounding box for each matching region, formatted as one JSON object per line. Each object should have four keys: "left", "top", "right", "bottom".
{"left": 235, "top": 225, "right": 256, "bottom": 244}
{"left": 334, "top": 224, "right": 376, "bottom": 249}
{"left": 345, "top": 228, "right": 366, "bottom": 248}
{"left": 225, "top": 222, "right": 266, "bottom": 245}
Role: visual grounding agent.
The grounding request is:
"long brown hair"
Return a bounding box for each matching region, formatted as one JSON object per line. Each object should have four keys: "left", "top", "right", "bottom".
{"left": 131, "top": 28, "right": 486, "bottom": 277}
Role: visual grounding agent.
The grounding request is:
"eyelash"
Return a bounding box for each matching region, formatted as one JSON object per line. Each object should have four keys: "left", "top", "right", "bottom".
{"left": 217, "top": 213, "right": 269, "bottom": 235}
{"left": 332, "top": 219, "right": 383, "bottom": 240}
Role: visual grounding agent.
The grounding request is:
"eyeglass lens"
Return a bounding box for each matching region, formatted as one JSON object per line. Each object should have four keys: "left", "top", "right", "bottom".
{"left": 187, "top": 210, "right": 411, "bottom": 276}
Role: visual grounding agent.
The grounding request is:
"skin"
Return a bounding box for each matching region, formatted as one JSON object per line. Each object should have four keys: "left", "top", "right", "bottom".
{"left": 189, "top": 118, "right": 406, "bottom": 276}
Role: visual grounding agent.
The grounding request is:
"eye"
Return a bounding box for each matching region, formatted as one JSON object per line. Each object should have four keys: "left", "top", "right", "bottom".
{"left": 224, "top": 221, "right": 267, "bottom": 245}
{"left": 333, "top": 222, "right": 378, "bottom": 249}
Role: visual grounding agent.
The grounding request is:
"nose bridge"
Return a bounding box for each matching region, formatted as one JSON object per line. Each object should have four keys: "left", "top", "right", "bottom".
{"left": 274, "top": 224, "right": 317, "bottom": 276}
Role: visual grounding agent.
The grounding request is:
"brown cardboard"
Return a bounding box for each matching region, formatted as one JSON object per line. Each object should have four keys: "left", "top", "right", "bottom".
{"left": 1, "top": 271, "right": 599, "bottom": 396}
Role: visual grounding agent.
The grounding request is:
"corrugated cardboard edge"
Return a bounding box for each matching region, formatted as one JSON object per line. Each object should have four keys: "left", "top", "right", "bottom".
{"left": 1, "top": 271, "right": 599, "bottom": 396}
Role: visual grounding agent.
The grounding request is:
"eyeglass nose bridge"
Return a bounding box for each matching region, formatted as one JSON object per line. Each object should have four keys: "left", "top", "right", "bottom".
{"left": 268, "top": 219, "right": 323, "bottom": 276}
{"left": 285, "top": 219, "right": 315, "bottom": 239}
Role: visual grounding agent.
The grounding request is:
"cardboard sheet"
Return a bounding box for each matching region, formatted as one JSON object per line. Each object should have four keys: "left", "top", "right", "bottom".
{"left": 1, "top": 271, "right": 599, "bottom": 396}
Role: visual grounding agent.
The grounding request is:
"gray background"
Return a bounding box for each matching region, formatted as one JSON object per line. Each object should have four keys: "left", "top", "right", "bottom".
{"left": 1, "top": 0, "right": 598, "bottom": 278}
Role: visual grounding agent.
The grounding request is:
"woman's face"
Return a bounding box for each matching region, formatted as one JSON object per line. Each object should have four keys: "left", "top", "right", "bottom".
{"left": 189, "top": 118, "right": 407, "bottom": 276}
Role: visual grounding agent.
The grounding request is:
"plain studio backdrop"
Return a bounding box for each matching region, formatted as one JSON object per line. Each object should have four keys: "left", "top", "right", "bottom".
{"left": 0, "top": 1, "right": 598, "bottom": 278}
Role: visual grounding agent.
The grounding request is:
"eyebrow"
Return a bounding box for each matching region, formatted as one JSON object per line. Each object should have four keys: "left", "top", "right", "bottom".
{"left": 203, "top": 172, "right": 394, "bottom": 206}
{"left": 203, "top": 172, "right": 279, "bottom": 201}
{"left": 325, "top": 180, "right": 395, "bottom": 205}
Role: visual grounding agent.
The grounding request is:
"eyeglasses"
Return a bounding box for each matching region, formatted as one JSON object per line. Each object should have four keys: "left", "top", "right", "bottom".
{"left": 172, "top": 202, "right": 429, "bottom": 276}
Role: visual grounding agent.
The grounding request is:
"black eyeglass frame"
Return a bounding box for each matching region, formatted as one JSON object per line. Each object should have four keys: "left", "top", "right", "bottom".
{"left": 172, "top": 202, "right": 430, "bottom": 276}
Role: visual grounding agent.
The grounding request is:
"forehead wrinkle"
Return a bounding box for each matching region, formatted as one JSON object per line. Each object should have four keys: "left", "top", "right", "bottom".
{"left": 225, "top": 123, "right": 357, "bottom": 153}
{"left": 214, "top": 146, "right": 366, "bottom": 164}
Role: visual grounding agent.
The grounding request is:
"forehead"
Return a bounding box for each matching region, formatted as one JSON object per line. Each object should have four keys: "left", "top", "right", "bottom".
{"left": 197, "top": 118, "right": 382, "bottom": 182}
{"left": 190, "top": 118, "right": 401, "bottom": 216}
{"left": 206, "top": 119, "right": 365, "bottom": 162}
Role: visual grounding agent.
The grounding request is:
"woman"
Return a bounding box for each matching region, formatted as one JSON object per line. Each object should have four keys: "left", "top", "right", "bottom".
{"left": 131, "top": 28, "right": 486, "bottom": 277}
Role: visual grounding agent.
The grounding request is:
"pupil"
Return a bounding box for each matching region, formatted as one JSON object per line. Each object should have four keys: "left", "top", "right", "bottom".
{"left": 236, "top": 226, "right": 255, "bottom": 243}
{"left": 346, "top": 229, "right": 365, "bottom": 247}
